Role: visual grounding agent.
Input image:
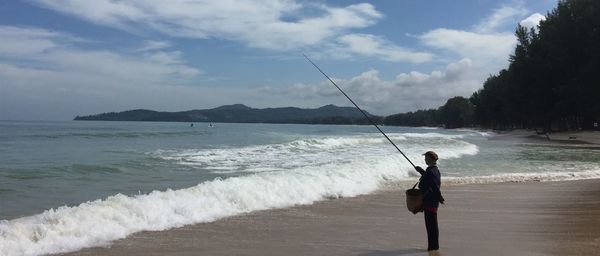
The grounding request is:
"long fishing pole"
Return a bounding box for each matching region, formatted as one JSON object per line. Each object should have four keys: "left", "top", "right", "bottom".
{"left": 302, "top": 54, "right": 416, "bottom": 168}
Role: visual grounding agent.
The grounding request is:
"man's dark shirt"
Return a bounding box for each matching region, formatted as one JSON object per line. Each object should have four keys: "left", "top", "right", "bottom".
{"left": 417, "top": 166, "right": 442, "bottom": 208}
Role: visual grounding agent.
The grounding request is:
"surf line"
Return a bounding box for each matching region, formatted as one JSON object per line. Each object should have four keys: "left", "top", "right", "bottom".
{"left": 302, "top": 54, "right": 416, "bottom": 168}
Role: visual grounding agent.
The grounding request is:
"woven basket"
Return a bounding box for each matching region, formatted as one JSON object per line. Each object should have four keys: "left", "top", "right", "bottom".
{"left": 406, "top": 188, "right": 423, "bottom": 214}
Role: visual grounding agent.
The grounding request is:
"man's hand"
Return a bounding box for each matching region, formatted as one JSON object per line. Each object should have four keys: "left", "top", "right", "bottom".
{"left": 415, "top": 166, "right": 425, "bottom": 174}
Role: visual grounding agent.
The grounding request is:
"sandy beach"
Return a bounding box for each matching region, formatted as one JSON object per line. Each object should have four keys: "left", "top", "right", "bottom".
{"left": 491, "top": 130, "right": 600, "bottom": 145}
{"left": 60, "top": 178, "right": 600, "bottom": 256}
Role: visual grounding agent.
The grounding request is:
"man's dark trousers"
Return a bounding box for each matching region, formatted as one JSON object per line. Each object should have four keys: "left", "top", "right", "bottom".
{"left": 424, "top": 210, "right": 439, "bottom": 250}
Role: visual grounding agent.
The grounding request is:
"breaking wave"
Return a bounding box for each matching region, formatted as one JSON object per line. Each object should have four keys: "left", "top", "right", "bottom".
{"left": 0, "top": 132, "right": 477, "bottom": 256}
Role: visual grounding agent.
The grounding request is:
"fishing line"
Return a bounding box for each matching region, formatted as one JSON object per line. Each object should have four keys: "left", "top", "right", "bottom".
{"left": 302, "top": 54, "right": 416, "bottom": 168}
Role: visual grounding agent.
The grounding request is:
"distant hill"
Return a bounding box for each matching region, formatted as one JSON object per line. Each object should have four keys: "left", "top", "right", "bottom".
{"left": 74, "top": 104, "right": 381, "bottom": 125}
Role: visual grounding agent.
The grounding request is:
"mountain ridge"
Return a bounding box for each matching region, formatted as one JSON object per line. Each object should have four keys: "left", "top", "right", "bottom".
{"left": 74, "top": 104, "right": 380, "bottom": 125}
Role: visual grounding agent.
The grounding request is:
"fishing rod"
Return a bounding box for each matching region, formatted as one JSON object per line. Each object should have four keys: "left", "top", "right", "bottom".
{"left": 302, "top": 54, "right": 416, "bottom": 168}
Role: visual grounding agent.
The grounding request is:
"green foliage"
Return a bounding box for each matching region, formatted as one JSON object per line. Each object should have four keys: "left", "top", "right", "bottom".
{"left": 384, "top": 96, "right": 474, "bottom": 128}
{"left": 440, "top": 96, "right": 475, "bottom": 128}
{"left": 470, "top": 0, "right": 600, "bottom": 130}
{"left": 388, "top": 0, "right": 599, "bottom": 130}
{"left": 384, "top": 109, "right": 440, "bottom": 127}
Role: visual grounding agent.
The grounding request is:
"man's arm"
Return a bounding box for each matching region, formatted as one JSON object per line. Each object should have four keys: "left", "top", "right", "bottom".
{"left": 415, "top": 166, "right": 425, "bottom": 175}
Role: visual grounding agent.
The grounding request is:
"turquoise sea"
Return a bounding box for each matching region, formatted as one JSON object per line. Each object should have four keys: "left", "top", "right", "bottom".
{"left": 1, "top": 121, "right": 599, "bottom": 255}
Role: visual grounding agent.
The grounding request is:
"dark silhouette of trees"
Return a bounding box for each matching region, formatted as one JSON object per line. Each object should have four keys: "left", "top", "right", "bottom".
{"left": 440, "top": 96, "right": 475, "bottom": 128}
{"left": 384, "top": 109, "right": 440, "bottom": 127}
{"left": 470, "top": 0, "right": 600, "bottom": 131}
{"left": 387, "top": 0, "right": 599, "bottom": 130}
{"left": 384, "top": 96, "right": 474, "bottom": 128}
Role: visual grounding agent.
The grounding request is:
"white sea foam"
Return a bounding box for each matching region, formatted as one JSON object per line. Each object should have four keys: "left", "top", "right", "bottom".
{"left": 0, "top": 133, "right": 478, "bottom": 256}
{"left": 0, "top": 158, "right": 401, "bottom": 255}
{"left": 399, "top": 132, "right": 465, "bottom": 139}
{"left": 414, "top": 126, "right": 440, "bottom": 130}
{"left": 454, "top": 128, "right": 496, "bottom": 137}
{"left": 380, "top": 169, "right": 600, "bottom": 192}
{"left": 153, "top": 133, "right": 476, "bottom": 173}
{"left": 444, "top": 169, "right": 600, "bottom": 184}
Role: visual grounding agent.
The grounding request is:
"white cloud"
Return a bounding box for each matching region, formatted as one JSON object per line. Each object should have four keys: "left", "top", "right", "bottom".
{"left": 30, "top": 1, "right": 434, "bottom": 64}
{"left": 33, "top": 0, "right": 383, "bottom": 51}
{"left": 0, "top": 24, "right": 433, "bottom": 120}
{"left": 520, "top": 13, "right": 546, "bottom": 30}
{"left": 417, "top": 3, "right": 532, "bottom": 79}
{"left": 330, "top": 34, "right": 434, "bottom": 63}
{"left": 420, "top": 28, "right": 516, "bottom": 61}
{"left": 260, "top": 81, "right": 338, "bottom": 99}
{"left": 0, "top": 26, "right": 205, "bottom": 120}
{"left": 135, "top": 40, "right": 172, "bottom": 52}
{"left": 263, "top": 58, "right": 477, "bottom": 114}
{"left": 2, "top": 2, "right": 553, "bottom": 119}
{"left": 0, "top": 27, "right": 201, "bottom": 78}
{"left": 474, "top": 5, "right": 528, "bottom": 33}
{"left": 0, "top": 26, "right": 70, "bottom": 56}
{"left": 249, "top": 3, "right": 549, "bottom": 114}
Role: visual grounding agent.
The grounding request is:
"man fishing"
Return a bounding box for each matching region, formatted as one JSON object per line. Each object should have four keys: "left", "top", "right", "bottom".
{"left": 304, "top": 54, "right": 445, "bottom": 251}
{"left": 415, "top": 151, "right": 444, "bottom": 251}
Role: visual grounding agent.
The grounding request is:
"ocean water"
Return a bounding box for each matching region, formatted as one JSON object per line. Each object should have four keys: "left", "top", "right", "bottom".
{"left": 1, "top": 121, "right": 599, "bottom": 255}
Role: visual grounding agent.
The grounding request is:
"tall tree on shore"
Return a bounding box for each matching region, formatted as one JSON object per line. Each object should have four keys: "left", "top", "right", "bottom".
{"left": 439, "top": 96, "right": 475, "bottom": 128}
{"left": 385, "top": 0, "right": 599, "bottom": 130}
{"left": 469, "top": 0, "right": 600, "bottom": 130}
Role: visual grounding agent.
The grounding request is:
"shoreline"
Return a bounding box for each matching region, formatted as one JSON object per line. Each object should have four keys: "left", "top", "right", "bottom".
{"left": 487, "top": 129, "right": 600, "bottom": 145}
{"left": 61, "top": 179, "right": 600, "bottom": 256}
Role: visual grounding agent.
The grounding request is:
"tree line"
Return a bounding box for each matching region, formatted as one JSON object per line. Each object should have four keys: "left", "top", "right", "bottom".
{"left": 384, "top": 96, "right": 474, "bottom": 129}
{"left": 386, "top": 0, "right": 600, "bottom": 131}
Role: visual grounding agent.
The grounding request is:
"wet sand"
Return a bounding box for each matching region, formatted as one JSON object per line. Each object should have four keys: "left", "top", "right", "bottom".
{"left": 493, "top": 129, "right": 600, "bottom": 145}
{"left": 61, "top": 179, "right": 600, "bottom": 256}
{"left": 543, "top": 131, "right": 600, "bottom": 145}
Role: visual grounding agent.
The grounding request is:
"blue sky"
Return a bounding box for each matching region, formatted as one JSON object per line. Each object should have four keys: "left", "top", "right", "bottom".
{"left": 0, "top": 0, "right": 557, "bottom": 120}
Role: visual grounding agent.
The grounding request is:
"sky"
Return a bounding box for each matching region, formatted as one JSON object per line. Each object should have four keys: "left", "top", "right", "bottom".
{"left": 0, "top": 0, "right": 558, "bottom": 120}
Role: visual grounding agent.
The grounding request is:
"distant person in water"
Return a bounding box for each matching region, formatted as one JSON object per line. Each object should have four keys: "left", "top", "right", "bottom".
{"left": 415, "top": 151, "right": 444, "bottom": 251}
